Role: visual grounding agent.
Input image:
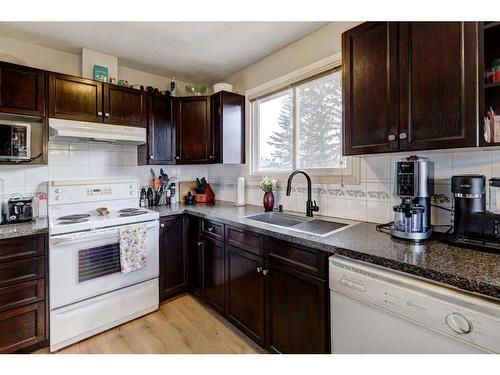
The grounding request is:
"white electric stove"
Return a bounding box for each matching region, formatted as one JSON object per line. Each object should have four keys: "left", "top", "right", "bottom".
{"left": 48, "top": 179, "right": 159, "bottom": 352}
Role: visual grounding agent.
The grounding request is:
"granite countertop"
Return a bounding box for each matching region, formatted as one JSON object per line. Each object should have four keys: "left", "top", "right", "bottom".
{"left": 151, "top": 202, "right": 500, "bottom": 300}
{"left": 0, "top": 218, "right": 49, "bottom": 240}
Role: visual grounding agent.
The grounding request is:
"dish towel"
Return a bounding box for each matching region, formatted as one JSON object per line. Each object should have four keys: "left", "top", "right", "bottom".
{"left": 119, "top": 225, "right": 147, "bottom": 274}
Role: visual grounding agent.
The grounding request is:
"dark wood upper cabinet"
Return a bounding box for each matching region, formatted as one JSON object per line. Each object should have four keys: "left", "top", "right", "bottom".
{"left": 399, "top": 22, "right": 478, "bottom": 151}
{"left": 138, "top": 94, "right": 175, "bottom": 165}
{"left": 176, "top": 96, "right": 212, "bottom": 164}
{"left": 49, "top": 73, "right": 103, "bottom": 122}
{"left": 211, "top": 91, "right": 245, "bottom": 164}
{"left": 342, "top": 22, "right": 399, "bottom": 155}
{"left": 0, "top": 62, "right": 45, "bottom": 117}
{"left": 343, "top": 22, "right": 479, "bottom": 155}
{"left": 103, "top": 84, "right": 146, "bottom": 127}
{"left": 159, "top": 216, "right": 186, "bottom": 302}
{"left": 202, "top": 236, "right": 225, "bottom": 315}
{"left": 225, "top": 245, "right": 265, "bottom": 346}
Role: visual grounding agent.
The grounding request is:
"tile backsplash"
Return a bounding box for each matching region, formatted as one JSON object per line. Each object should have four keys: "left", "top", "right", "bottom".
{"left": 0, "top": 141, "right": 208, "bottom": 203}
{"left": 0, "top": 142, "right": 498, "bottom": 226}
{"left": 208, "top": 148, "right": 500, "bottom": 226}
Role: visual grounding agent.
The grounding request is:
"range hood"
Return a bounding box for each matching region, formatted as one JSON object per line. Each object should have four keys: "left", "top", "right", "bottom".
{"left": 49, "top": 118, "right": 146, "bottom": 145}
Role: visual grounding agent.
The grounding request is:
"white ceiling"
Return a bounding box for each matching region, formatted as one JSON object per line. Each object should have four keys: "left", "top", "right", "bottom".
{"left": 0, "top": 22, "right": 328, "bottom": 84}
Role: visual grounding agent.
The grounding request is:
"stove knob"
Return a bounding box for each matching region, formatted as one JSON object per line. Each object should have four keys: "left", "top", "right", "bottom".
{"left": 55, "top": 195, "right": 63, "bottom": 201}
{"left": 446, "top": 313, "right": 471, "bottom": 334}
{"left": 55, "top": 188, "right": 63, "bottom": 193}
{"left": 130, "top": 191, "right": 135, "bottom": 196}
{"left": 129, "top": 184, "right": 134, "bottom": 189}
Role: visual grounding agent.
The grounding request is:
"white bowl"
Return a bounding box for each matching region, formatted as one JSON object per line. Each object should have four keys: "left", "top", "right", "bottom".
{"left": 213, "top": 83, "right": 233, "bottom": 93}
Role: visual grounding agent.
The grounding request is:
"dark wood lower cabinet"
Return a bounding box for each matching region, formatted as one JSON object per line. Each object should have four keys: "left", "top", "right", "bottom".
{"left": 225, "top": 245, "right": 266, "bottom": 346}
{"left": 159, "top": 216, "right": 186, "bottom": 301}
{"left": 187, "top": 215, "right": 203, "bottom": 296}
{"left": 188, "top": 217, "right": 330, "bottom": 353}
{"left": 266, "top": 259, "right": 329, "bottom": 354}
{"left": 0, "top": 233, "right": 48, "bottom": 353}
{"left": 0, "top": 302, "right": 45, "bottom": 353}
{"left": 202, "top": 236, "right": 226, "bottom": 314}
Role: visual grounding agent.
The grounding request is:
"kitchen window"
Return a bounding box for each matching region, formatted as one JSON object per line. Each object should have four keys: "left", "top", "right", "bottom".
{"left": 250, "top": 66, "right": 358, "bottom": 182}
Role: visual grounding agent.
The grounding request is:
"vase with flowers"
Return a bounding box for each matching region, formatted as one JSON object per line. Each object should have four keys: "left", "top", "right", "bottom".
{"left": 260, "top": 176, "right": 275, "bottom": 212}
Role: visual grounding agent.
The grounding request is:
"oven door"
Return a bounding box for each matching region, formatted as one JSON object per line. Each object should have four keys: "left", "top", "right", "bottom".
{"left": 49, "top": 220, "right": 159, "bottom": 309}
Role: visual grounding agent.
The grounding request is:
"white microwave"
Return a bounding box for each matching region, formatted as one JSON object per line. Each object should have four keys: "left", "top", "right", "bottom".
{"left": 0, "top": 121, "right": 31, "bottom": 161}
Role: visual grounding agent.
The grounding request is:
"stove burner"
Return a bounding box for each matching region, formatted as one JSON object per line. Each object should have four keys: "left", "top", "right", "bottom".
{"left": 119, "top": 208, "right": 143, "bottom": 213}
{"left": 119, "top": 210, "right": 148, "bottom": 217}
{"left": 59, "top": 218, "right": 89, "bottom": 225}
{"left": 57, "top": 214, "right": 91, "bottom": 221}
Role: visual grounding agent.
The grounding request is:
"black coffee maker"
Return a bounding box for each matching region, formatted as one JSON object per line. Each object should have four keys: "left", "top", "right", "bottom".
{"left": 451, "top": 175, "right": 500, "bottom": 252}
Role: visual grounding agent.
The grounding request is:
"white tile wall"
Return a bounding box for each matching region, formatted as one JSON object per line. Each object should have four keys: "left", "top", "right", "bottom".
{"left": 208, "top": 148, "right": 499, "bottom": 225}
{"left": 0, "top": 141, "right": 208, "bottom": 204}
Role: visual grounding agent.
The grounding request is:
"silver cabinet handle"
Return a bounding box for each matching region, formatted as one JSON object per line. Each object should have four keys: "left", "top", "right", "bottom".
{"left": 160, "top": 223, "right": 165, "bottom": 228}
{"left": 105, "top": 113, "right": 110, "bottom": 118}
{"left": 197, "top": 241, "right": 204, "bottom": 246}
{"left": 388, "top": 134, "right": 396, "bottom": 141}
{"left": 207, "top": 227, "right": 214, "bottom": 232}
{"left": 209, "top": 155, "right": 214, "bottom": 159}
{"left": 256, "top": 267, "right": 263, "bottom": 273}
{"left": 98, "top": 111, "right": 103, "bottom": 116}
{"left": 262, "top": 269, "right": 269, "bottom": 276}
{"left": 399, "top": 132, "right": 408, "bottom": 140}
{"left": 150, "top": 155, "right": 154, "bottom": 160}
{"left": 175, "top": 156, "right": 180, "bottom": 160}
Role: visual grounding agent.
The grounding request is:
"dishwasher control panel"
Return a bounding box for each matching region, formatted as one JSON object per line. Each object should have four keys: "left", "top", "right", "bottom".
{"left": 329, "top": 256, "right": 500, "bottom": 353}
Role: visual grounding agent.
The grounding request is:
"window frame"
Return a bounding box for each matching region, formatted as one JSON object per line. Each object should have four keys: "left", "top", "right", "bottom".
{"left": 248, "top": 61, "right": 359, "bottom": 184}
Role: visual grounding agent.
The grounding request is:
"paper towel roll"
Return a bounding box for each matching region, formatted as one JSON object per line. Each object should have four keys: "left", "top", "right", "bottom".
{"left": 237, "top": 177, "right": 245, "bottom": 205}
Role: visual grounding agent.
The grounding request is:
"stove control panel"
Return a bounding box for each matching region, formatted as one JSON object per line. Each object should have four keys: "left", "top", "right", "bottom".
{"left": 86, "top": 188, "right": 112, "bottom": 197}
{"left": 49, "top": 179, "right": 139, "bottom": 205}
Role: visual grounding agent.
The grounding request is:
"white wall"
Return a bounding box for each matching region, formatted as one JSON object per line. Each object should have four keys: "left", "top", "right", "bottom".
{"left": 0, "top": 34, "right": 196, "bottom": 94}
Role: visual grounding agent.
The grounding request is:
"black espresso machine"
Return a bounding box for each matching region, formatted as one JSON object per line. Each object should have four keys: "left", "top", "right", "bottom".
{"left": 450, "top": 175, "right": 500, "bottom": 253}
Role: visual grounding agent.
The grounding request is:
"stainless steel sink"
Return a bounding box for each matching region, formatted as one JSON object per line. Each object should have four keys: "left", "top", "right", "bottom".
{"left": 244, "top": 212, "right": 307, "bottom": 227}
{"left": 244, "top": 212, "right": 358, "bottom": 237}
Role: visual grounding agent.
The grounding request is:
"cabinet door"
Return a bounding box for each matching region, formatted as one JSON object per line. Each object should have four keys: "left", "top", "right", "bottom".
{"left": 342, "top": 22, "right": 399, "bottom": 155}
{"left": 187, "top": 215, "right": 202, "bottom": 296}
{"left": 266, "top": 260, "right": 328, "bottom": 354}
{"left": 202, "top": 237, "right": 225, "bottom": 314}
{"left": 0, "top": 62, "right": 45, "bottom": 116}
{"left": 211, "top": 91, "right": 245, "bottom": 164}
{"left": 140, "top": 94, "right": 175, "bottom": 164}
{"left": 103, "top": 84, "right": 146, "bottom": 127}
{"left": 0, "top": 302, "right": 45, "bottom": 353}
{"left": 49, "top": 73, "right": 103, "bottom": 122}
{"left": 159, "top": 216, "right": 185, "bottom": 301}
{"left": 399, "top": 22, "right": 478, "bottom": 151}
{"left": 225, "top": 245, "right": 265, "bottom": 346}
{"left": 176, "top": 96, "right": 212, "bottom": 163}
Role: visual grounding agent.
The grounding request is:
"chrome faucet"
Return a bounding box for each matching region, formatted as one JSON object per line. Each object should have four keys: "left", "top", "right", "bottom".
{"left": 286, "top": 170, "right": 319, "bottom": 217}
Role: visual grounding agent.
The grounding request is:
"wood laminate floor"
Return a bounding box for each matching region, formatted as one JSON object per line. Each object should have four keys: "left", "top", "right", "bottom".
{"left": 35, "top": 294, "right": 264, "bottom": 354}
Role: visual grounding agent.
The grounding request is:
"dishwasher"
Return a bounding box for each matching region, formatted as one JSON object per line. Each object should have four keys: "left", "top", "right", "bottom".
{"left": 329, "top": 255, "right": 500, "bottom": 354}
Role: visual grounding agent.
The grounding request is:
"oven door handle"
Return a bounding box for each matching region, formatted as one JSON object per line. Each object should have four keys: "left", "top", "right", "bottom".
{"left": 50, "top": 221, "right": 158, "bottom": 246}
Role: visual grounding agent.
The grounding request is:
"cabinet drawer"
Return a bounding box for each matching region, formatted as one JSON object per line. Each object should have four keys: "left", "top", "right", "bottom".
{"left": 0, "top": 279, "right": 45, "bottom": 313}
{"left": 0, "top": 302, "right": 45, "bottom": 353}
{"left": 268, "top": 239, "right": 326, "bottom": 279}
{"left": 0, "top": 257, "right": 45, "bottom": 288}
{"left": 225, "top": 226, "right": 264, "bottom": 256}
{"left": 201, "top": 219, "right": 224, "bottom": 241}
{"left": 0, "top": 235, "right": 45, "bottom": 264}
